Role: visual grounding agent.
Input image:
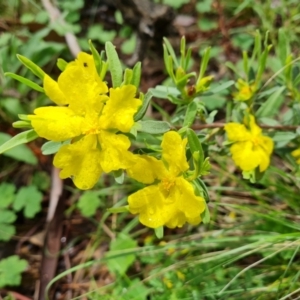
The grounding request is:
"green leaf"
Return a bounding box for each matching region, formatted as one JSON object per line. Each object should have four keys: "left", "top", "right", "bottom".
{"left": 16, "top": 54, "right": 45, "bottom": 79}
{"left": 77, "top": 191, "right": 102, "bottom": 217}
{"left": 137, "top": 120, "right": 171, "bottom": 134}
{"left": 273, "top": 132, "right": 296, "bottom": 143}
{"left": 202, "top": 200, "right": 210, "bottom": 224}
{"left": 105, "top": 41, "right": 123, "bottom": 88}
{"left": 186, "top": 128, "right": 204, "bottom": 167}
{"left": 154, "top": 226, "right": 164, "bottom": 239}
{"left": 0, "top": 209, "right": 17, "bottom": 241}
{"left": 202, "top": 80, "right": 235, "bottom": 95}
{"left": 12, "top": 120, "right": 32, "bottom": 129}
{"left": 134, "top": 91, "right": 152, "bottom": 121}
{"left": 18, "top": 114, "right": 30, "bottom": 121}
{"left": 0, "top": 222, "right": 16, "bottom": 242}
{"left": 150, "top": 85, "right": 180, "bottom": 99}
{"left": 0, "top": 132, "right": 38, "bottom": 165}
{"left": 183, "top": 101, "right": 197, "bottom": 127}
{"left": 194, "top": 178, "right": 210, "bottom": 203}
{"left": 199, "top": 157, "right": 211, "bottom": 176}
{"left": 89, "top": 40, "right": 102, "bottom": 76}
{"left": 1, "top": 210, "right": 17, "bottom": 224}
{"left": 163, "top": 37, "right": 179, "bottom": 68}
{"left": 113, "top": 169, "right": 124, "bottom": 184}
{"left": 107, "top": 205, "right": 129, "bottom": 213}
{"left": 0, "top": 256, "right": 27, "bottom": 288}
{"left": 163, "top": 0, "right": 189, "bottom": 9}
{"left": 88, "top": 25, "right": 116, "bottom": 44}
{"left": 121, "top": 279, "right": 149, "bottom": 300}
{"left": 198, "top": 47, "right": 211, "bottom": 81}
{"left": 0, "top": 130, "right": 38, "bottom": 155}
{"left": 20, "top": 13, "right": 35, "bottom": 24}
{"left": 0, "top": 183, "right": 16, "bottom": 208}
{"left": 276, "top": 27, "right": 291, "bottom": 66}
{"left": 197, "top": 18, "right": 218, "bottom": 31}
{"left": 131, "top": 61, "right": 141, "bottom": 89}
{"left": 196, "top": 0, "right": 213, "bottom": 12}
{"left": 4, "top": 73, "right": 44, "bottom": 93}
{"left": 13, "top": 186, "right": 43, "bottom": 218}
{"left": 41, "top": 140, "right": 70, "bottom": 155}
{"left": 256, "top": 87, "right": 285, "bottom": 118}
{"left": 57, "top": 58, "right": 68, "bottom": 71}
{"left": 121, "top": 34, "right": 137, "bottom": 55}
{"left": 123, "top": 68, "right": 133, "bottom": 85}
{"left": 106, "top": 233, "right": 137, "bottom": 276}
{"left": 0, "top": 97, "right": 26, "bottom": 118}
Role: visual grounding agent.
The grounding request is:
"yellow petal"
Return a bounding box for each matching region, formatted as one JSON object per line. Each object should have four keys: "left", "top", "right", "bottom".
{"left": 43, "top": 74, "right": 68, "bottom": 105}
{"left": 233, "top": 79, "right": 255, "bottom": 101}
{"left": 224, "top": 123, "right": 251, "bottom": 142}
{"left": 230, "top": 141, "right": 271, "bottom": 172}
{"left": 58, "top": 62, "right": 108, "bottom": 115}
{"left": 257, "top": 148, "right": 270, "bottom": 172}
{"left": 161, "top": 131, "right": 189, "bottom": 176}
{"left": 74, "top": 52, "right": 95, "bottom": 71}
{"left": 164, "top": 177, "right": 204, "bottom": 228}
{"left": 100, "top": 85, "right": 141, "bottom": 132}
{"left": 247, "top": 115, "right": 261, "bottom": 136}
{"left": 292, "top": 148, "right": 300, "bottom": 158}
{"left": 230, "top": 142, "right": 259, "bottom": 171}
{"left": 28, "top": 107, "right": 83, "bottom": 141}
{"left": 53, "top": 135, "right": 102, "bottom": 190}
{"left": 98, "top": 131, "right": 133, "bottom": 173}
{"left": 259, "top": 135, "right": 274, "bottom": 155}
{"left": 126, "top": 155, "right": 167, "bottom": 184}
{"left": 128, "top": 185, "right": 167, "bottom": 228}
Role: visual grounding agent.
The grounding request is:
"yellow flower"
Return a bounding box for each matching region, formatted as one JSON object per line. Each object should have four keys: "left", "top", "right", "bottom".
{"left": 224, "top": 115, "right": 274, "bottom": 172}
{"left": 163, "top": 277, "right": 173, "bottom": 289}
{"left": 233, "top": 79, "right": 256, "bottom": 101}
{"left": 127, "top": 131, "right": 206, "bottom": 229}
{"left": 28, "top": 52, "right": 141, "bottom": 189}
{"left": 291, "top": 149, "right": 300, "bottom": 164}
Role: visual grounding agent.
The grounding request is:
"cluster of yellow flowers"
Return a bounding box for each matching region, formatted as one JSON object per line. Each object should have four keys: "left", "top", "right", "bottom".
{"left": 27, "top": 52, "right": 206, "bottom": 229}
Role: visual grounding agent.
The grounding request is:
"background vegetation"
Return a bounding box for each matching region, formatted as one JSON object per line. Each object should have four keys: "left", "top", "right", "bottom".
{"left": 1, "top": 0, "right": 300, "bottom": 299}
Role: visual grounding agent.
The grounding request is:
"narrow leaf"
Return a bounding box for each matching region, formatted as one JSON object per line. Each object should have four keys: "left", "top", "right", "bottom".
{"left": 57, "top": 58, "right": 68, "bottom": 71}
{"left": 5, "top": 73, "right": 44, "bottom": 93}
{"left": 202, "top": 80, "right": 235, "bottom": 95}
{"left": 0, "top": 130, "right": 38, "bottom": 154}
{"left": 131, "top": 61, "right": 141, "bottom": 88}
{"left": 89, "top": 39, "right": 102, "bottom": 76}
{"left": 183, "top": 101, "right": 197, "bottom": 127}
{"left": 41, "top": 140, "right": 69, "bottom": 155}
{"left": 154, "top": 227, "right": 164, "bottom": 239}
{"left": 16, "top": 54, "right": 45, "bottom": 79}
{"left": 198, "top": 47, "right": 211, "bottom": 81}
{"left": 202, "top": 200, "right": 210, "bottom": 224}
{"left": 137, "top": 120, "right": 171, "bottom": 134}
{"left": 123, "top": 68, "right": 133, "bottom": 85}
{"left": 105, "top": 42, "right": 122, "bottom": 88}
{"left": 163, "top": 37, "right": 179, "bottom": 68}
{"left": 187, "top": 128, "right": 204, "bottom": 167}
{"left": 256, "top": 86, "right": 285, "bottom": 118}
{"left": 134, "top": 91, "right": 152, "bottom": 121}
{"left": 12, "top": 120, "right": 32, "bottom": 128}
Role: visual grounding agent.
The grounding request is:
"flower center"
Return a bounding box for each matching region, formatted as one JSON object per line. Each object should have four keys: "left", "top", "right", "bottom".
{"left": 161, "top": 177, "right": 175, "bottom": 192}
{"left": 84, "top": 126, "right": 100, "bottom": 135}
{"left": 252, "top": 137, "right": 261, "bottom": 147}
{"left": 82, "top": 114, "right": 101, "bottom": 135}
